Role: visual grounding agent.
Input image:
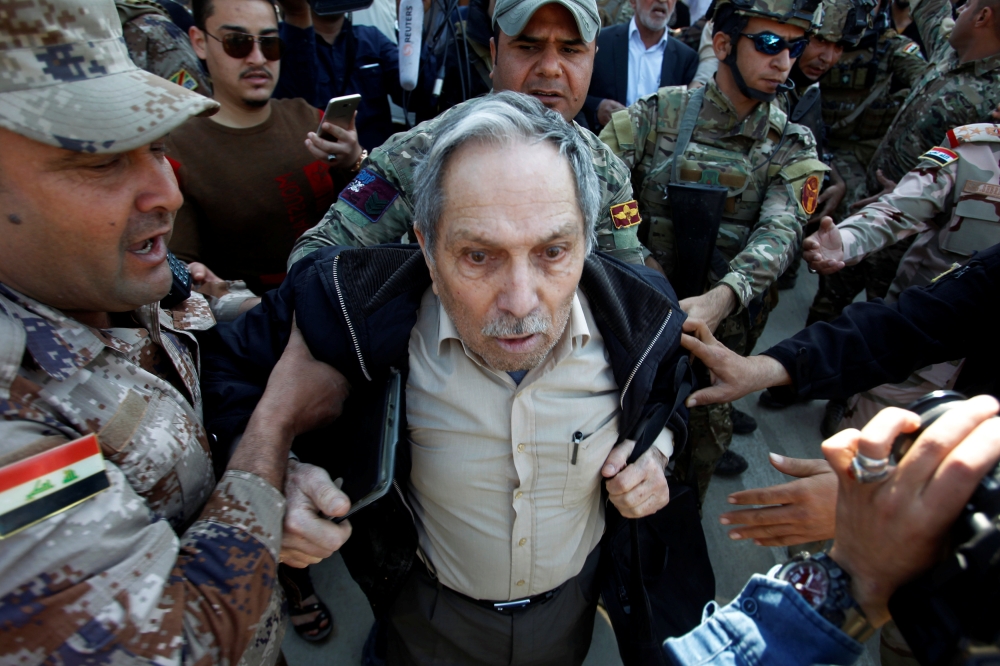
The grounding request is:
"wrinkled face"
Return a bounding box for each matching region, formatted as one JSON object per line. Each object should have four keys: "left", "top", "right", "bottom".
{"left": 190, "top": 0, "right": 280, "bottom": 109}
{"left": 490, "top": 3, "right": 596, "bottom": 121}
{"left": 797, "top": 35, "right": 844, "bottom": 80}
{"left": 0, "top": 129, "right": 180, "bottom": 314}
{"left": 417, "top": 140, "right": 587, "bottom": 372}
{"left": 716, "top": 16, "right": 806, "bottom": 96}
{"left": 632, "top": 0, "right": 676, "bottom": 33}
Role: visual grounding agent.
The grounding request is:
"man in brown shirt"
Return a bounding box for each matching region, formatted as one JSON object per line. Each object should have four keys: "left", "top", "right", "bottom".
{"left": 167, "top": 0, "right": 363, "bottom": 294}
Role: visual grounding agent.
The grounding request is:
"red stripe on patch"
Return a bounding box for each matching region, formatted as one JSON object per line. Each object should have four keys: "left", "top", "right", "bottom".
{"left": 947, "top": 129, "right": 959, "bottom": 148}
{"left": 0, "top": 435, "right": 100, "bottom": 493}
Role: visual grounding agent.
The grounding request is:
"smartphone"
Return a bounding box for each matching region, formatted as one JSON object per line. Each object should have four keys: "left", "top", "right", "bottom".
{"left": 318, "top": 94, "right": 361, "bottom": 140}
{"left": 160, "top": 251, "right": 192, "bottom": 309}
{"left": 332, "top": 368, "right": 401, "bottom": 523}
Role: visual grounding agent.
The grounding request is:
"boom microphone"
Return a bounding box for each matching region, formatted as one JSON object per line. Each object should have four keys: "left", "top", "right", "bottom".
{"left": 399, "top": 0, "right": 423, "bottom": 91}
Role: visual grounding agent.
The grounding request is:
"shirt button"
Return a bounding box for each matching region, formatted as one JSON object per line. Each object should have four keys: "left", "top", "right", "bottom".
{"left": 515, "top": 491, "right": 523, "bottom": 499}
{"left": 519, "top": 538, "right": 527, "bottom": 546}
{"left": 516, "top": 580, "right": 525, "bottom": 587}
{"left": 517, "top": 443, "right": 525, "bottom": 452}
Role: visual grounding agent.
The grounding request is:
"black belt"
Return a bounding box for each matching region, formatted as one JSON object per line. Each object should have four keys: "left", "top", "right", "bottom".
{"left": 450, "top": 585, "right": 562, "bottom": 613}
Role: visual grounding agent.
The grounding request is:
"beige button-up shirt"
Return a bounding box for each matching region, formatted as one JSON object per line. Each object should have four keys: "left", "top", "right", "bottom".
{"left": 406, "top": 286, "right": 673, "bottom": 600}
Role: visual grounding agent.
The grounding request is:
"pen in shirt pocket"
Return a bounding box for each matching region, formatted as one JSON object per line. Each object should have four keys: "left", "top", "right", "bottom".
{"left": 571, "top": 431, "right": 584, "bottom": 465}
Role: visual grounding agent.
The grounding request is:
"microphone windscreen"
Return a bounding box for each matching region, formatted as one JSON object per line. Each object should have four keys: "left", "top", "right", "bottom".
{"left": 399, "top": 0, "right": 423, "bottom": 91}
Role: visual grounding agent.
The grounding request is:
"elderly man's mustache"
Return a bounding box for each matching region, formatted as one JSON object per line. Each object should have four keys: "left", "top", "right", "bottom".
{"left": 482, "top": 311, "right": 551, "bottom": 337}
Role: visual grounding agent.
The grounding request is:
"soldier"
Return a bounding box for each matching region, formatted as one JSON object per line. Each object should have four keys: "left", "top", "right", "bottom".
{"left": 117, "top": 0, "right": 212, "bottom": 95}
{"left": 599, "top": 0, "right": 828, "bottom": 496}
{"left": 289, "top": 0, "right": 650, "bottom": 268}
{"left": 0, "top": 0, "right": 351, "bottom": 661}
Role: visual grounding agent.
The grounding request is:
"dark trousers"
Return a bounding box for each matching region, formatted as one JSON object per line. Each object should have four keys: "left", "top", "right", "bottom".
{"left": 387, "top": 547, "right": 602, "bottom": 666}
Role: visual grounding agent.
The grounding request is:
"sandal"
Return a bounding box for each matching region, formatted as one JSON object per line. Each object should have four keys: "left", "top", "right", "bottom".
{"left": 279, "top": 564, "right": 334, "bottom": 642}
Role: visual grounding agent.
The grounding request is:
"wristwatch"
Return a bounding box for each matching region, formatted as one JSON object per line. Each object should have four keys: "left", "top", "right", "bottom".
{"left": 772, "top": 552, "right": 875, "bottom": 642}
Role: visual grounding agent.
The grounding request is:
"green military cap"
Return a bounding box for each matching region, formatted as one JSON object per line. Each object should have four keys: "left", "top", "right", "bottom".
{"left": 0, "top": 0, "right": 218, "bottom": 154}
{"left": 714, "top": 0, "right": 825, "bottom": 32}
{"left": 493, "top": 0, "right": 602, "bottom": 42}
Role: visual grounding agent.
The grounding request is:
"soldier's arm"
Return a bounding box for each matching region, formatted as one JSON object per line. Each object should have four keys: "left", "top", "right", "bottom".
{"left": 721, "top": 130, "right": 827, "bottom": 307}
{"left": 888, "top": 35, "right": 933, "bottom": 89}
{"left": 0, "top": 418, "right": 285, "bottom": 664}
{"left": 909, "top": 0, "right": 954, "bottom": 62}
{"left": 289, "top": 143, "right": 415, "bottom": 266}
{"left": 837, "top": 154, "right": 956, "bottom": 262}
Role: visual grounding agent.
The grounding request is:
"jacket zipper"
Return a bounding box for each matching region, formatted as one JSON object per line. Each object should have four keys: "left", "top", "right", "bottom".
{"left": 393, "top": 479, "right": 416, "bottom": 522}
{"left": 332, "top": 254, "right": 372, "bottom": 381}
{"left": 619, "top": 309, "right": 673, "bottom": 409}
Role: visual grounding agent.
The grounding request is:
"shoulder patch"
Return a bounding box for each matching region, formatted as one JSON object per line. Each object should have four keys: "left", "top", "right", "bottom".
{"left": 801, "top": 175, "right": 820, "bottom": 214}
{"left": 947, "top": 124, "right": 1000, "bottom": 147}
{"left": 610, "top": 200, "right": 641, "bottom": 229}
{"left": 902, "top": 42, "right": 922, "bottom": 57}
{"left": 919, "top": 147, "right": 959, "bottom": 167}
{"left": 168, "top": 69, "right": 199, "bottom": 91}
{"left": 0, "top": 434, "right": 110, "bottom": 538}
{"left": 339, "top": 169, "right": 400, "bottom": 224}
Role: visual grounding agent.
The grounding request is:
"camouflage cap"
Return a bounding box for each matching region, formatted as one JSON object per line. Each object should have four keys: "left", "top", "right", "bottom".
{"left": 0, "top": 0, "right": 218, "bottom": 154}
{"left": 816, "top": 0, "right": 852, "bottom": 41}
{"left": 714, "top": 0, "right": 825, "bottom": 32}
{"left": 493, "top": 0, "right": 601, "bottom": 42}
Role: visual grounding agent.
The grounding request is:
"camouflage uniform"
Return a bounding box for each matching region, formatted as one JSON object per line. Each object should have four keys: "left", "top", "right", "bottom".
{"left": 0, "top": 284, "right": 285, "bottom": 666}
{"left": 597, "top": 0, "right": 634, "bottom": 26}
{"left": 289, "top": 95, "right": 646, "bottom": 266}
{"left": 118, "top": 1, "right": 212, "bottom": 96}
{"left": 600, "top": 81, "right": 827, "bottom": 498}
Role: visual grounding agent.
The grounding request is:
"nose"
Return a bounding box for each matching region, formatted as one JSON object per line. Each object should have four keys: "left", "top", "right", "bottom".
{"left": 773, "top": 47, "right": 793, "bottom": 71}
{"left": 135, "top": 149, "right": 183, "bottom": 215}
{"left": 246, "top": 39, "right": 268, "bottom": 66}
{"left": 533, "top": 44, "right": 562, "bottom": 80}
{"left": 496, "top": 254, "right": 541, "bottom": 319}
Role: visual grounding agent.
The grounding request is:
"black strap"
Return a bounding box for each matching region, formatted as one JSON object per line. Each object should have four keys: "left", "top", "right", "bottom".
{"left": 670, "top": 87, "right": 708, "bottom": 185}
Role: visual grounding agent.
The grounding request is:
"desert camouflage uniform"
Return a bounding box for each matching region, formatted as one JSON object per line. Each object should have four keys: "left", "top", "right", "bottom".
{"left": 118, "top": 1, "right": 212, "bottom": 96}
{"left": 290, "top": 95, "right": 646, "bottom": 266}
{"left": 600, "top": 81, "right": 827, "bottom": 498}
{"left": 0, "top": 284, "right": 285, "bottom": 666}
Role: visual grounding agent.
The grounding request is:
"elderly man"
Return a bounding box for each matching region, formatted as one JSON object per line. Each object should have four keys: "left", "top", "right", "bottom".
{"left": 288, "top": 0, "right": 650, "bottom": 268}
{"left": 0, "top": 1, "right": 350, "bottom": 662}
{"left": 203, "top": 92, "right": 693, "bottom": 665}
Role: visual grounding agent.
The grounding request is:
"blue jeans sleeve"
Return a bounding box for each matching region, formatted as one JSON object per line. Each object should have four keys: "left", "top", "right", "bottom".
{"left": 662, "top": 575, "right": 865, "bottom": 666}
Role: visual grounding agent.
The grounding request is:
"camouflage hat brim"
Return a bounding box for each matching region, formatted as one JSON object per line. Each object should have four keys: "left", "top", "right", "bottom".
{"left": 0, "top": 67, "right": 218, "bottom": 154}
{"left": 494, "top": 0, "right": 600, "bottom": 42}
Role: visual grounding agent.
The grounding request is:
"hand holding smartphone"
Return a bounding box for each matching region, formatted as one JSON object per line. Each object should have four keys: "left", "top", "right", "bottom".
{"left": 318, "top": 94, "right": 361, "bottom": 140}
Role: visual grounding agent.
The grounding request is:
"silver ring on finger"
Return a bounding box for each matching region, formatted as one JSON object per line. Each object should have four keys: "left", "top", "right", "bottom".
{"left": 327, "top": 154, "right": 337, "bottom": 162}
{"left": 808, "top": 267, "right": 818, "bottom": 274}
{"left": 850, "top": 452, "right": 891, "bottom": 483}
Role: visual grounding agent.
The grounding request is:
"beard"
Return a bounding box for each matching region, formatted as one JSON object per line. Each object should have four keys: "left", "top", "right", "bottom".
{"left": 438, "top": 288, "right": 575, "bottom": 372}
{"left": 637, "top": 5, "right": 671, "bottom": 32}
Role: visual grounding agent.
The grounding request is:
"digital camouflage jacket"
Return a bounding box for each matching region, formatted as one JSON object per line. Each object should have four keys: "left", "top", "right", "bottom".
{"left": 289, "top": 95, "right": 646, "bottom": 267}
{"left": 839, "top": 123, "right": 1000, "bottom": 300}
{"left": 866, "top": 0, "right": 1000, "bottom": 193}
{"left": 599, "top": 81, "right": 827, "bottom": 308}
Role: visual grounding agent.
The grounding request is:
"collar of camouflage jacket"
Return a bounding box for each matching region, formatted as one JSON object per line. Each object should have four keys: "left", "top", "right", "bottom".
{"left": 704, "top": 80, "right": 775, "bottom": 142}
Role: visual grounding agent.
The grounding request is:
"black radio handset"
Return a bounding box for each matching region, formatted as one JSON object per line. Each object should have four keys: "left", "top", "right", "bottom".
{"left": 160, "top": 251, "right": 192, "bottom": 309}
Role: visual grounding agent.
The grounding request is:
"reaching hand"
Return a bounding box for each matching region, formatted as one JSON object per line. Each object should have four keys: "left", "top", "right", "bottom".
{"left": 849, "top": 169, "right": 897, "bottom": 211}
{"left": 597, "top": 98, "right": 626, "bottom": 128}
{"left": 802, "top": 216, "right": 846, "bottom": 274}
{"left": 603, "top": 439, "right": 671, "bottom": 518}
{"left": 281, "top": 459, "right": 353, "bottom": 567}
{"left": 719, "top": 455, "right": 836, "bottom": 546}
{"left": 679, "top": 285, "right": 737, "bottom": 335}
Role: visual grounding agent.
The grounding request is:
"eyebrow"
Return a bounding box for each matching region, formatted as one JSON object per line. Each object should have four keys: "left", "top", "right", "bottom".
{"left": 511, "top": 33, "right": 586, "bottom": 47}
{"left": 448, "top": 220, "right": 583, "bottom": 247}
{"left": 218, "top": 24, "right": 279, "bottom": 35}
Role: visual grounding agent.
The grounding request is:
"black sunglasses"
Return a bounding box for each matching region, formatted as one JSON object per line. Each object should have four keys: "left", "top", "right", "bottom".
{"left": 740, "top": 32, "right": 809, "bottom": 59}
{"left": 207, "top": 31, "right": 284, "bottom": 61}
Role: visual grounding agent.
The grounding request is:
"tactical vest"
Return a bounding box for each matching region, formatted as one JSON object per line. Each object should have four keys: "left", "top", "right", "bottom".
{"left": 821, "top": 32, "right": 907, "bottom": 144}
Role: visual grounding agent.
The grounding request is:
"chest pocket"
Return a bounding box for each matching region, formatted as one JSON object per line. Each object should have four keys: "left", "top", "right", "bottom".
{"left": 944, "top": 180, "right": 1000, "bottom": 257}
{"left": 98, "top": 388, "right": 213, "bottom": 525}
{"left": 562, "top": 418, "right": 619, "bottom": 508}
{"left": 674, "top": 147, "right": 754, "bottom": 219}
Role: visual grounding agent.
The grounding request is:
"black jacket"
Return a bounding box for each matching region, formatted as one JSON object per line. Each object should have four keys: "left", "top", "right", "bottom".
{"left": 202, "top": 245, "right": 692, "bottom": 616}
{"left": 764, "top": 243, "right": 1000, "bottom": 403}
{"left": 584, "top": 24, "right": 698, "bottom": 131}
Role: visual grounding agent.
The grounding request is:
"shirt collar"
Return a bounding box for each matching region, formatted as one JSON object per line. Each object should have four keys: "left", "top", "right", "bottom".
{"left": 628, "top": 16, "right": 669, "bottom": 50}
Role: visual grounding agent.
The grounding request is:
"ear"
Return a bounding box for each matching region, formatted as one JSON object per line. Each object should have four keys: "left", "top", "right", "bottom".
{"left": 975, "top": 4, "right": 994, "bottom": 27}
{"left": 489, "top": 36, "right": 497, "bottom": 75}
{"left": 189, "top": 26, "right": 208, "bottom": 60}
{"left": 413, "top": 226, "right": 438, "bottom": 293}
{"left": 712, "top": 30, "right": 732, "bottom": 60}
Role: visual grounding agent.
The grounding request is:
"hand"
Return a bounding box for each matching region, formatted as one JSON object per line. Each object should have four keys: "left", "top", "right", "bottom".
{"left": 281, "top": 459, "right": 353, "bottom": 567}
{"left": 679, "top": 285, "right": 737, "bottom": 334}
{"left": 680, "top": 318, "right": 792, "bottom": 406}
{"left": 802, "top": 217, "right": 846, "bottom": 274}
{"left": 850, "top": 170, "right": 897, "bottom": 211}
{"left": 809, "top": 168, "right": 845, "bottom": 224}
{"left": 603, "top": 439, "right": 671, "bottom": 518}
{"left": 688, "top": 81, "right": 706, "bottom": 90}
{"left": 305, "top": 113, "right": 363, "bottom": 168}
{"left": 644, "top": 254, "right": 666, "bottom": 276}
{"left": 825, "top": 396, "right": 1000, "bottom": 627}
{"left": 597, "top": 98, "right": 626, "bottom": 127}
{"left": 187, "top": 261, "right": 230, "bottom": 298}
{"left": 720, "top": 454, "right": 836, "bottom": 546}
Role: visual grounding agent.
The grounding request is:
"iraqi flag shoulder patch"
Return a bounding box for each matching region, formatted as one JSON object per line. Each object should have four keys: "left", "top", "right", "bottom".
{"left": 902, "top": 42, "right": 922, "bottom": 57}
{"left": 919, "top": 147, "right": 959, "bottom": 167}
{"left": 0, "top": 435, "right": 110, "bottom": 539}
{"left": 610, "top": 200, "right": 641, "bottom": 229}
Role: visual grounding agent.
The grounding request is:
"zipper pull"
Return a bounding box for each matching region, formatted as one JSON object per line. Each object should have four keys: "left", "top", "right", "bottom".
{"left": 571, "top": 431, "right": 583, "bottom": 465}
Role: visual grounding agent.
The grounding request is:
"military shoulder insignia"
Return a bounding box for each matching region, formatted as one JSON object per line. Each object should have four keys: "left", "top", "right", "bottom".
{"left": 339, "top": 169, "right": 400, "bottom": 224}
{"left": 610, "top": 200, "right": 641, "bottom": 229}
{"left": 801, "top": 175, "right": 820, "bottom": 215}
{"left": 947, "top": 124, "right": 1000, "bottom": 147}
{"left": 168, "top": 69, "right": 199, "bottom": 91}
{"left": 902, "top": 42, "right": 922, "bottom": 57}
{"left": 0, "top": 435, "right": 110, "bottom": 539}
{"left": 919, "top": 147, "right": 959, "bottom": 167}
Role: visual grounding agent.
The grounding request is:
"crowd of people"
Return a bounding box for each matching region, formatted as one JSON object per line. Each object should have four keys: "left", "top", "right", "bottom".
{"left": 1, "top": 0, "right": 999, "bottom": 664}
